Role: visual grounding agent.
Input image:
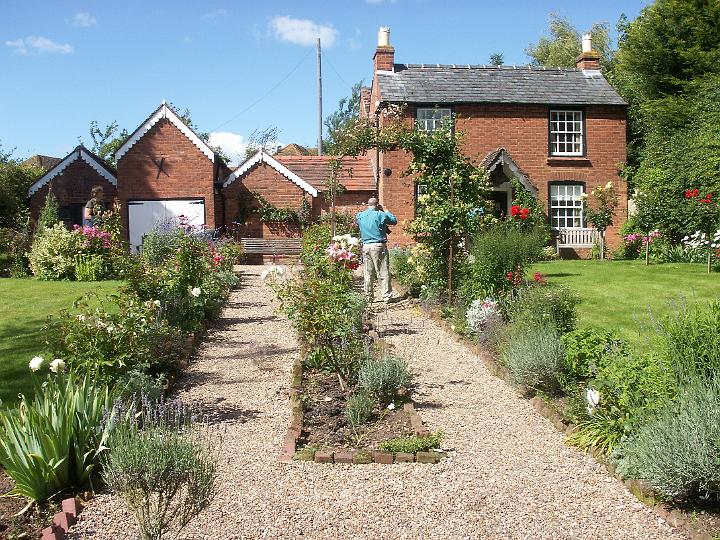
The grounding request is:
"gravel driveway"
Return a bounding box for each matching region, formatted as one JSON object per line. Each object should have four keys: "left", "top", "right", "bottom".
{"left": 69, "top": 266, "right": 684, "bottom": 539}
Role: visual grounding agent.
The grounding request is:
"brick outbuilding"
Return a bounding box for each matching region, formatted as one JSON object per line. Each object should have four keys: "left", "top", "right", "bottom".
{"left": 28, "top": 145, "right": 117, "bottom": 227}
{"left": 222, "top": 151, "right": 374, "bottom": 240}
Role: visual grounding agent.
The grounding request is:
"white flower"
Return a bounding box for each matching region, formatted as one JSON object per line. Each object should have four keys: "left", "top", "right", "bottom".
{"left": 586, "top": 388, "right": 600, "bottom": 414}
{"left": 29, "top": 356, "right": 44, "bottom": 372}
{"left": 387, "top": 403, "right": 396, "bottom": 410}
{"left": 49, "top": 358, "right": 66, "bottom": 373}
{"left": 153, "top": 300, "right": 161, "bottom": 307}
{"left": 191, "top": 287, "right": 202, "bottom": 297}
{"left": 260, "top": 265, "right": 285, "bottom": 281}
{"left": 106, "top": 325, "right": 115, "bottom": 333}
{"left": 76, "top": 314, "right": 86, "bottom": 322}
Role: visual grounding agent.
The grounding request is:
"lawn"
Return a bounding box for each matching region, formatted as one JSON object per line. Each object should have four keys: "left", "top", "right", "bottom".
{"left": 530, "top": 260, "right": 720, "bottom": 347}
{"left": 0, "top": 278, "right": 121, "bottom": 406}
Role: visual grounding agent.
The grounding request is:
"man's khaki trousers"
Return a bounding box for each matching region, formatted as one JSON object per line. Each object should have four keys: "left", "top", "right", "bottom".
{"left": 362, "top": 242, "right": 392, "bottom": 302}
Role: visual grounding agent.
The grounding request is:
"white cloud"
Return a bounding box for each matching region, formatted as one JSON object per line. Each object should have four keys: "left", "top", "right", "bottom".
{"left": 268, "top": 15, "right": 338, "bottom": 47}
{"left": 208, "top": 132, "right": 249, "bottom": 165}
{"left": 5, "top": 36, "right": 74, "bottom": 55}
{"left": 72, "top": 12, "right": 97, "bottom": 27}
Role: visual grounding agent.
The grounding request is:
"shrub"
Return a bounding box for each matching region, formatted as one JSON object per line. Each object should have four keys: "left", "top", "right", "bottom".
{"left": 274, "top": 269, "right": 364, "bottom": 387}
{"left": 615, "top": 378, "right": 720, "bottom": 502}
{"left": 0, "top": 371, "right": 112, "bottom": 503}
{"left": 346, "top": 391, "right": 375, "bottom": 427}
{"left": 501, "top": 323, "right": 565, "bottom": 394}
{"left": 357, "top": 353, "right": 412, "bottom": 404}
{"left": 74, "top": 253, "right": 108, "bottom": 281}
{"left": 654, "top": 301, "right": 720, "bottom": 384}
{"left": 378, "top": 431, "right": 443, "bottom": 454}
{"left": 509, "top": 285, "right": 579, "bottom": 334}
{"left": 46, "top": 294, "right": 184, "bottom": 382}
{"left": 561, "top": 328, "right": 627, "bottom": 383}
{"left": 28, "top": 223, "right": 83, "bottom": 280}
{"left": 389, "top": 247, "right": 423, "bottom": 296}
{"left": 458, "top": 223, "right": 546, "bottom": 301}
{"left": 570, "top": 351, "right": 676, "bottom": 455}
{"left": 102, "top": 397, "right": 218, "bottom": 540}
{"left": 127, "top": 229, "right": 238, "bottom": 333}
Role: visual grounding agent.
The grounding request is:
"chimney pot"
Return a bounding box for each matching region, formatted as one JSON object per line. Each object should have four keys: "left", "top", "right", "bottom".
{"left": 378, "top": 26, "right": 391, "bottom": 47}
{"left": 581, "top": 33, "right": 592, "bottom": 53}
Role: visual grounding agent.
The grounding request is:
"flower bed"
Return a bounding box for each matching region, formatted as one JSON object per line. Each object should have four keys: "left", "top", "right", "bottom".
{"left": 271, "top": 223, "right": 445, "bottom": 465}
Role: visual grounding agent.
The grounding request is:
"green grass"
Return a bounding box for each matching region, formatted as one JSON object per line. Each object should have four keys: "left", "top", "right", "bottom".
{"left": 0, "top": 278, "right": 121, "bottom": 406}
{"left": 530, "top": 260, "right": 720, "bottom": 348}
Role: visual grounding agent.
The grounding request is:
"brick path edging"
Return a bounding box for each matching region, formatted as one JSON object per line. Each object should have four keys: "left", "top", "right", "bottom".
{"left": 40, "top": 497, "right": 85, "bottom": 540}
{"left": 417, "top": 302, "right": 713, "bottom": 540}
{"left": 278, "top": 335, "right": 444, "bottom": 465}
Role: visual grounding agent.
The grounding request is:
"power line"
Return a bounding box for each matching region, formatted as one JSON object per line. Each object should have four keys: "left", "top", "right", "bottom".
{"left": 209, "top": 48, "right": 313, "bottom": 132}
{"left": 324, "top": 52, "right": 352, "bottom": 89}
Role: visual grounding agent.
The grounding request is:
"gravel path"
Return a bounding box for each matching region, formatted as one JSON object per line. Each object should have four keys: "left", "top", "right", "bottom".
{"left": 70, "top": 266, "right": 684, "bottom": 539}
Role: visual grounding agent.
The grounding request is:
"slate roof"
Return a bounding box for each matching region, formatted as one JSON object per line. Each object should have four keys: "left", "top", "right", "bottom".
{"left": 377, "top": 64, "right": 627, "bottom": 106}
{"left": 275, "top": 156, "right": 375, "bottom": 192}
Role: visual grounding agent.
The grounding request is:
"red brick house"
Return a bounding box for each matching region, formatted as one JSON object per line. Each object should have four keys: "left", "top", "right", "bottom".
{"left": 222, "top": 150, "right": 374, "bottom": 240}
{"left": 361, "top": 27, "right": 628, "bottom": 252}
{"left": 28, "top": 145, "right": 117, "bottom": 227}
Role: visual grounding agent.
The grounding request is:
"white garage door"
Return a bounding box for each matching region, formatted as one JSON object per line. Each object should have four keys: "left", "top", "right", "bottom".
{"left": 128, "top": 199, "right": 205, "bottom": 252}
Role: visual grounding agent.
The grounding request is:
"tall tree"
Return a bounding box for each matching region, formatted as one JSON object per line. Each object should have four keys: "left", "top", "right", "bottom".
{"left": 80, "top": 121, "right": 129, "bottom": 167}
{"left": 324, "top": 81, "right": 363, "bottom": 155}
{"left": 526, "top": 13, "right": 612, "bottom": 68}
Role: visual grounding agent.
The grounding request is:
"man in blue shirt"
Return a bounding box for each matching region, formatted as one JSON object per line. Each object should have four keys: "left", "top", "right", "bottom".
{"left": 356, "top": 197, "right": 398, "bottom": 303}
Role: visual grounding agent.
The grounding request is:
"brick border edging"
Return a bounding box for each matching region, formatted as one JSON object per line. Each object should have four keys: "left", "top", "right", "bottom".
{"left": 40, "top": 497, "right": 85, "bottom": 540}
{"left": 278, "top": 336, "right": 444, "bottom": 465}
{"left": 417, "top": 302, "right": 713, "bottom": 540}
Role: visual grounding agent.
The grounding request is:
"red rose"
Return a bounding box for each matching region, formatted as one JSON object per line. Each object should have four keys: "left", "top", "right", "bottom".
{"left": 511, "top": 205, "right": 520, "bottom": 216}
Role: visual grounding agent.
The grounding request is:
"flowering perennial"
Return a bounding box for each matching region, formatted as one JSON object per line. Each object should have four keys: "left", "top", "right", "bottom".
{"left": 72, "top": 225, "right": 113, "bottom": 250}
{"left": 510, "top": 205, "right": 531, "bottom": 221}
{"left": 326, "top": 234, "right": 361, "bottom": 270}
{"left": 683, "top": 230, "right": 720, "bottom": 250}
{"left": 624, "top": 231, "right": 661, "bottom": 252}
{"left": 466, "top": 297, "right": 500, "bottom": 334}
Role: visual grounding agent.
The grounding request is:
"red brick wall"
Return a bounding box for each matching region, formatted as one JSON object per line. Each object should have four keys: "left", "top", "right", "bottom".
{"left": 376, "top": 104, "right": 627, "bottom": 251}
{"left": 29, "top": 159, "right": 117, "bottom": 225}
{"left": 116, "top": 119, "right": 217, "bottom": 236}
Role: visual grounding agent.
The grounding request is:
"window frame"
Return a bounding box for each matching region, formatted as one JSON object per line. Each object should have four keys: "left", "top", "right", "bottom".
{"left": 548, "top": 181, "right": 586, "bottom": 230}
{"left": 548, "top": 108, "right": 586, "bottom": 157}
{"left": 415, "top": 105, "right": 453, "bottom": 132}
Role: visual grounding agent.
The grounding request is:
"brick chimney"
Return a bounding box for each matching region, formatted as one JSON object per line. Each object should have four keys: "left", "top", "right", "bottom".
{"left": 374, "top": 26, "right": 395, "bottom": 72}
{"left": 576, "top": 32, "right": 601, "bottom": 70}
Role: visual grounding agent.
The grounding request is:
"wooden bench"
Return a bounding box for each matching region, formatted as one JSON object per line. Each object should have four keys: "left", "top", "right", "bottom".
{"left": 239, "top": 237, "right": 302, "bottom": 263}
{"left": 555, "top": 228, "right": 598, "bottom": 253}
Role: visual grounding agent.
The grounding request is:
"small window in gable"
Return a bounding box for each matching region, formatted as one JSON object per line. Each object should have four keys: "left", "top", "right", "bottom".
{"left": 416, "top": 108, "right": 452, "bottom": 132}
{"left": 549, "top": 110, "right": 584, "bottom": 156}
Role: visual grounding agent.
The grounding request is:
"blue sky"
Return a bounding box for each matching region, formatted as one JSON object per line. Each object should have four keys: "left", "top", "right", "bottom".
{"left": 1, "top": 1, "right": 647, "bottom": 164}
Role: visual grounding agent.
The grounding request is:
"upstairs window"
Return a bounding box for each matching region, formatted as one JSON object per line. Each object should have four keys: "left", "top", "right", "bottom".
{"left": 549, "top": 110, "right": 583, "bottom": 156}
{"left": 549, "top": 183, "right": 584, "bottom": 229}
{"left": 416, "top": 108, "right": 451, "bottom": 132}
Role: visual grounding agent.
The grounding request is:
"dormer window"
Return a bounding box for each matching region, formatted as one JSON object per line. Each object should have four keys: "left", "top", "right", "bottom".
{"left": 549, "top": 110, "right": 584, "bottom": 156}
{"left": 416, "top": 107, "right": 451, "bottom": 132}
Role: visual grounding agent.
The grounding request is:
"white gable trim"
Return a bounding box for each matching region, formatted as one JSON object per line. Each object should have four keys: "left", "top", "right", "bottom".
{"left": 115, "top": 102, "right": 215, "bottom": 162}
{"left": 223, "top": 150, "right": 318, "bottom": 197}
{"left": 28, "top": 147, "right": 117, "bottom": 197}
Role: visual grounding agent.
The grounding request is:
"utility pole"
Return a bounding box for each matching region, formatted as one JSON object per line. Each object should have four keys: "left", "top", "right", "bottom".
{"left": 317, "top": 37, "right": 323, "bottom": 156}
